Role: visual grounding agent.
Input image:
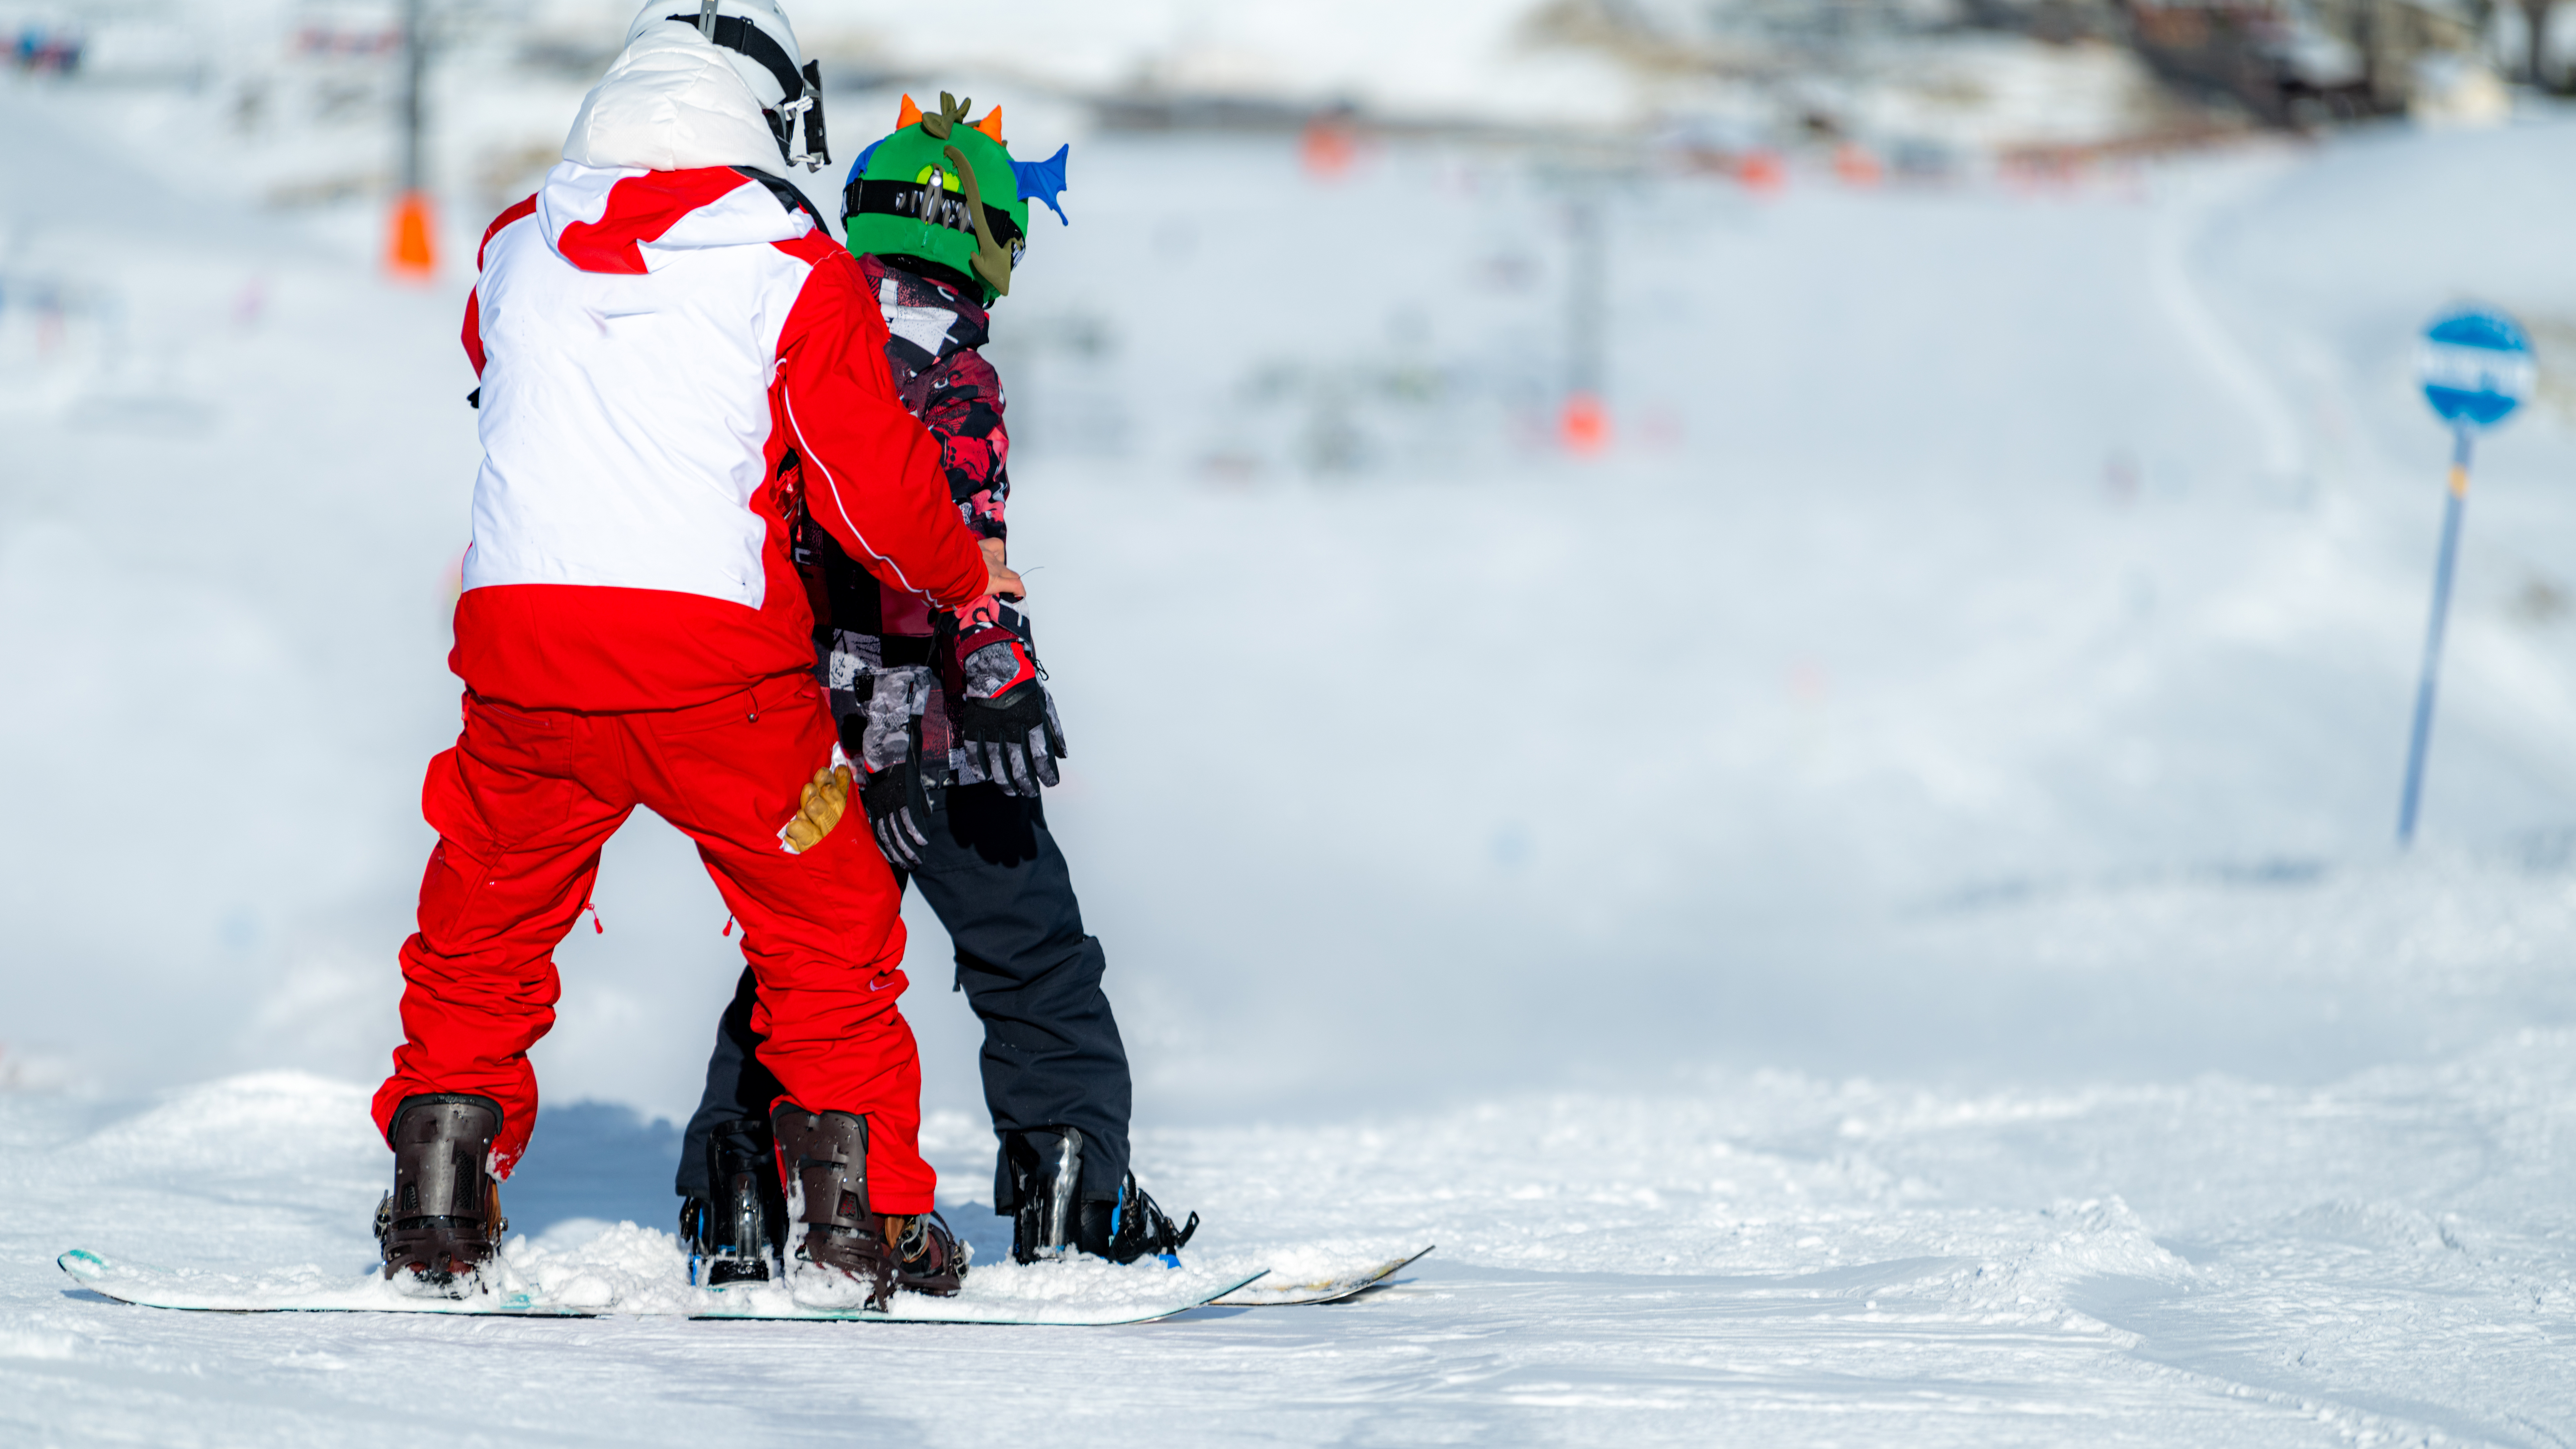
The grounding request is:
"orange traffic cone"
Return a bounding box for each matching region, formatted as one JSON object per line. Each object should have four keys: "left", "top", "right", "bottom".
{"left": 1737, "top": 149, "right": 1786, "bottom": 196}
{"left": 1558, "top": 392, "right": 1611, "bottom": 456}
{"left": 1299, "top": 115, "right": 1359, "bottom": 179}
{"left": 389, "top": 190, "right": 437, "bottom": 280}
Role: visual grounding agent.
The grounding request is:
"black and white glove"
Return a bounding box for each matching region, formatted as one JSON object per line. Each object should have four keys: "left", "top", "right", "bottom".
{"left": 842, "top": 666, "right": 937, "bottom": 869}
{"left": 937, "top": 600, "right": 1065, "bottom": 797}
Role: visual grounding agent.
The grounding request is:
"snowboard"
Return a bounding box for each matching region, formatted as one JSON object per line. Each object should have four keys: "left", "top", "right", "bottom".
{"left": 687, "top": 1266, "right": 1265, "bottom": 1325}
{"left": 1212, "top": 1245, "right": 1435, "bottom": 1307}
{"left": 59, "top": 1249, "right": 598, "bottom": 1317}
{"left": 60, "top": 1247, "right": 1263, "bottom": 1326}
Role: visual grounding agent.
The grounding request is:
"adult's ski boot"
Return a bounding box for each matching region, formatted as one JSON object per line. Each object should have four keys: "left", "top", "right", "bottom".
{"left": 772, "top": 1105, "right": 966, "bottom": 1310}
{"left": 1004, "top": 1127, "right": 1198, "bottom": 1266}
{"left": 376, "top": 1094, "right": 507, "bottom": 1294}
{"left": 681, "top": 1118, "right": 785, "bottom": 1286}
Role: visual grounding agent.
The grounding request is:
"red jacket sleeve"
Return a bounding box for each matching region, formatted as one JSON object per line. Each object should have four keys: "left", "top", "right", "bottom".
{"left": 771, "top": 242, "right": 988, "bottom": 612}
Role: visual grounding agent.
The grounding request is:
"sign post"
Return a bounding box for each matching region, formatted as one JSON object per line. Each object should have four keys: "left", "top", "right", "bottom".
{"left": 2397, "top": 306, "right": 2533, "bottom": 846}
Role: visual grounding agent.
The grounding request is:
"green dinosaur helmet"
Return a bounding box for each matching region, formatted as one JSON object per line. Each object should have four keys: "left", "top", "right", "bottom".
{"left": 842, "top": 92, "right": 1029, "bottom": 304}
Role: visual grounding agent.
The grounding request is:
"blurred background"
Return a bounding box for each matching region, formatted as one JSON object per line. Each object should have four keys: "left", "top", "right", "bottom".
{"left": 3, "top": 0, "right": 2576, "bottom": 1145}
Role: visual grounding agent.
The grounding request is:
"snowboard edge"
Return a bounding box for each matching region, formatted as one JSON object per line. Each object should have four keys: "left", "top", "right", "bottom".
{"left": 1211, "top": 1245, "right": 1436, "bottom": 1307}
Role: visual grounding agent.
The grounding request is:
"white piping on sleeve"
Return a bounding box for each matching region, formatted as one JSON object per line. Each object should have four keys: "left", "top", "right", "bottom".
{"left": 779, "top": 380, "right": 941, "bottom": 606}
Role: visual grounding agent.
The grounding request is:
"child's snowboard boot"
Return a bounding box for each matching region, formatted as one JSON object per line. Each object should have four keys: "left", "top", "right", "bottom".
{"left": 772, "top": 1105, "right": 966, "bottom": 1309}
{"left": 1005, "top": 1127, "right": 1199, "bottom": 1266}
{"left": 376, "top": 1094, "right": 507, "bottom": 1293}
{"left": 1004, "top": 1126, "right": 1083, "bottom": 1263}
{"left": 681, "top": 1118, "right": 785, "bottom": 1286}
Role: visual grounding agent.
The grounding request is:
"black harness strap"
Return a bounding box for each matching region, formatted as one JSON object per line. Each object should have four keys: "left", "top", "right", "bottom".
{"left": 731, "top": 167, "right": 833, "bottom": 235}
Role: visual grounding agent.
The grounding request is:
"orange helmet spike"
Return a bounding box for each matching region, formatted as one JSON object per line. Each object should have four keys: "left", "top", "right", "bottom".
{"left": 897, "top": 94, "right": 923, "bottom": 128}
{"left": 974, "top": 106, "right": 1005, "bottom": 141}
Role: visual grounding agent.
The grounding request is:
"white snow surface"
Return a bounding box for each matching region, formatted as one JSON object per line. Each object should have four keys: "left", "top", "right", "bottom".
{"left": 11, "top": 1055, "right": 2576, "bottom": 1443}
{"left": 5, "top": 43, "right": 2576, "bottom": 1447}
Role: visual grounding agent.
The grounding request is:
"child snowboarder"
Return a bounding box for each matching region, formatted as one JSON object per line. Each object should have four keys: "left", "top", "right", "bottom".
{"left": 676, "top": 93, "right": 1197, "bottom": 1280}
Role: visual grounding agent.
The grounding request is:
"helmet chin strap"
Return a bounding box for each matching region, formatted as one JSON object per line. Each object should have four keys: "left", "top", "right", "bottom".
{"left": 783, "top": 60, "right": 826, "bottom": 171}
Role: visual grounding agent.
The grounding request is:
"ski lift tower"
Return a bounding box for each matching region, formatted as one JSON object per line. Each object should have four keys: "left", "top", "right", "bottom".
{"left": 388, "top": 0, "right": 436, "bottom": 279}
{"left": 1532, "top": 143, "right": 1643, "bottom": 458}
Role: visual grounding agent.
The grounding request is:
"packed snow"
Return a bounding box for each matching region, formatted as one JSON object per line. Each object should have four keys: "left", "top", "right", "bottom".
{"left": 6, "top": 19, "right": 2576, "bottom": 1445}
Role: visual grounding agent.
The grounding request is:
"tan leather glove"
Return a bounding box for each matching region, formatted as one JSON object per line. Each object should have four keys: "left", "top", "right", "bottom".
{"left": 780, "top": 764, "right": 855, "bottom": 855}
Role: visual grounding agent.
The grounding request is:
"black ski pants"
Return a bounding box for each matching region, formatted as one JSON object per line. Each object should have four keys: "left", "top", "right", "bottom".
{"left": 676, "top": 783, "right": 1134, "bottom": 1209}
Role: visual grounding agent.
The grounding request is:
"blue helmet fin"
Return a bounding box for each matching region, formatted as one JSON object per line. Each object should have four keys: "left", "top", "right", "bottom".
{"left": 846, "top": 135, "right": 886, "bottom": 186}
{"left": 1011, "top": 144, "right": 1071, "bottom": 224}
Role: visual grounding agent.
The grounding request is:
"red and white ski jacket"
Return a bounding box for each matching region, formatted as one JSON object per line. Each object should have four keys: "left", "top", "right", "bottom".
{"left": 453, "top": 37, "right": 987, "bottom": 713}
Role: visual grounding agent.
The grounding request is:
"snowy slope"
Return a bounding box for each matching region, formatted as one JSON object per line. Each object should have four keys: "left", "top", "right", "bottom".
{"left": 7, "top": 1042, "right": 2575, "bottom": 1445}
{"left": 3, "top": 38, "right": 2576, "bottom": 1448}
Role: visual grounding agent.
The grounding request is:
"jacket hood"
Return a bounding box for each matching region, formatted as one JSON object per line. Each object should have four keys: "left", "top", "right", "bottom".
{"left": 535, "top": 161, "right": 815, "bottom": 275}
{"left": 562, "top": 22, "right": 783, "bottom": 174}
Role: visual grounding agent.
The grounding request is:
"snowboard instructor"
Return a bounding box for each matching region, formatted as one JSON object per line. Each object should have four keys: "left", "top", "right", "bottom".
{"left": 371, "top": 0, "right": 1007, "bottom": 1308}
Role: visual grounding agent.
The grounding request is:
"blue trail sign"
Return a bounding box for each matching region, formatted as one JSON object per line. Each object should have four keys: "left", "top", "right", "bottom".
{"left": 2398, "top": 305, "right": 2532, "bottom": 846}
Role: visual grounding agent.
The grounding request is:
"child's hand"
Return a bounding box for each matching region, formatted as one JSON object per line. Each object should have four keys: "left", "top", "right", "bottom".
{"left": 860, "top": 757, "right": 935, "bottom": 869}
{"left": 941, "top": 601, "right": 1063, "bottom": 796}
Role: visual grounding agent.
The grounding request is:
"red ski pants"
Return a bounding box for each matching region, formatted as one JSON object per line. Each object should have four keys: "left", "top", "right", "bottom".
{"left": 371, "top": 672, "right": 934, "bottom": 1212}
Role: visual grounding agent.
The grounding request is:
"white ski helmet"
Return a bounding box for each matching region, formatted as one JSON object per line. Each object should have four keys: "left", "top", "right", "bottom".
{"left": 623, "top": 0, "right": 828, "bottom": 170}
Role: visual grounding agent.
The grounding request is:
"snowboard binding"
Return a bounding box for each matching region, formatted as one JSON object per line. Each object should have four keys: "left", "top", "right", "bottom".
{"left": 682, "top": 1119, "right": 786, "bottom": 1286}
{"left": 1004, "top": 1126, "right": 1198, "bottom": 1267}
{"left": 376, "top": 1094, "right": 507, "bottom": 1295}
{"left": 1085, "top": 1174, "right": 1197, "bottom": 1267}
{"left": 772, "top": 1105, "right": 966, "bottom": 1310}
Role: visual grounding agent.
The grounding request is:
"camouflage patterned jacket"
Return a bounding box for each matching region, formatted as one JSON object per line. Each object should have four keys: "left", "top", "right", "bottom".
{"left": 796, "top": 253, "right": 1013, "bottom": 786}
